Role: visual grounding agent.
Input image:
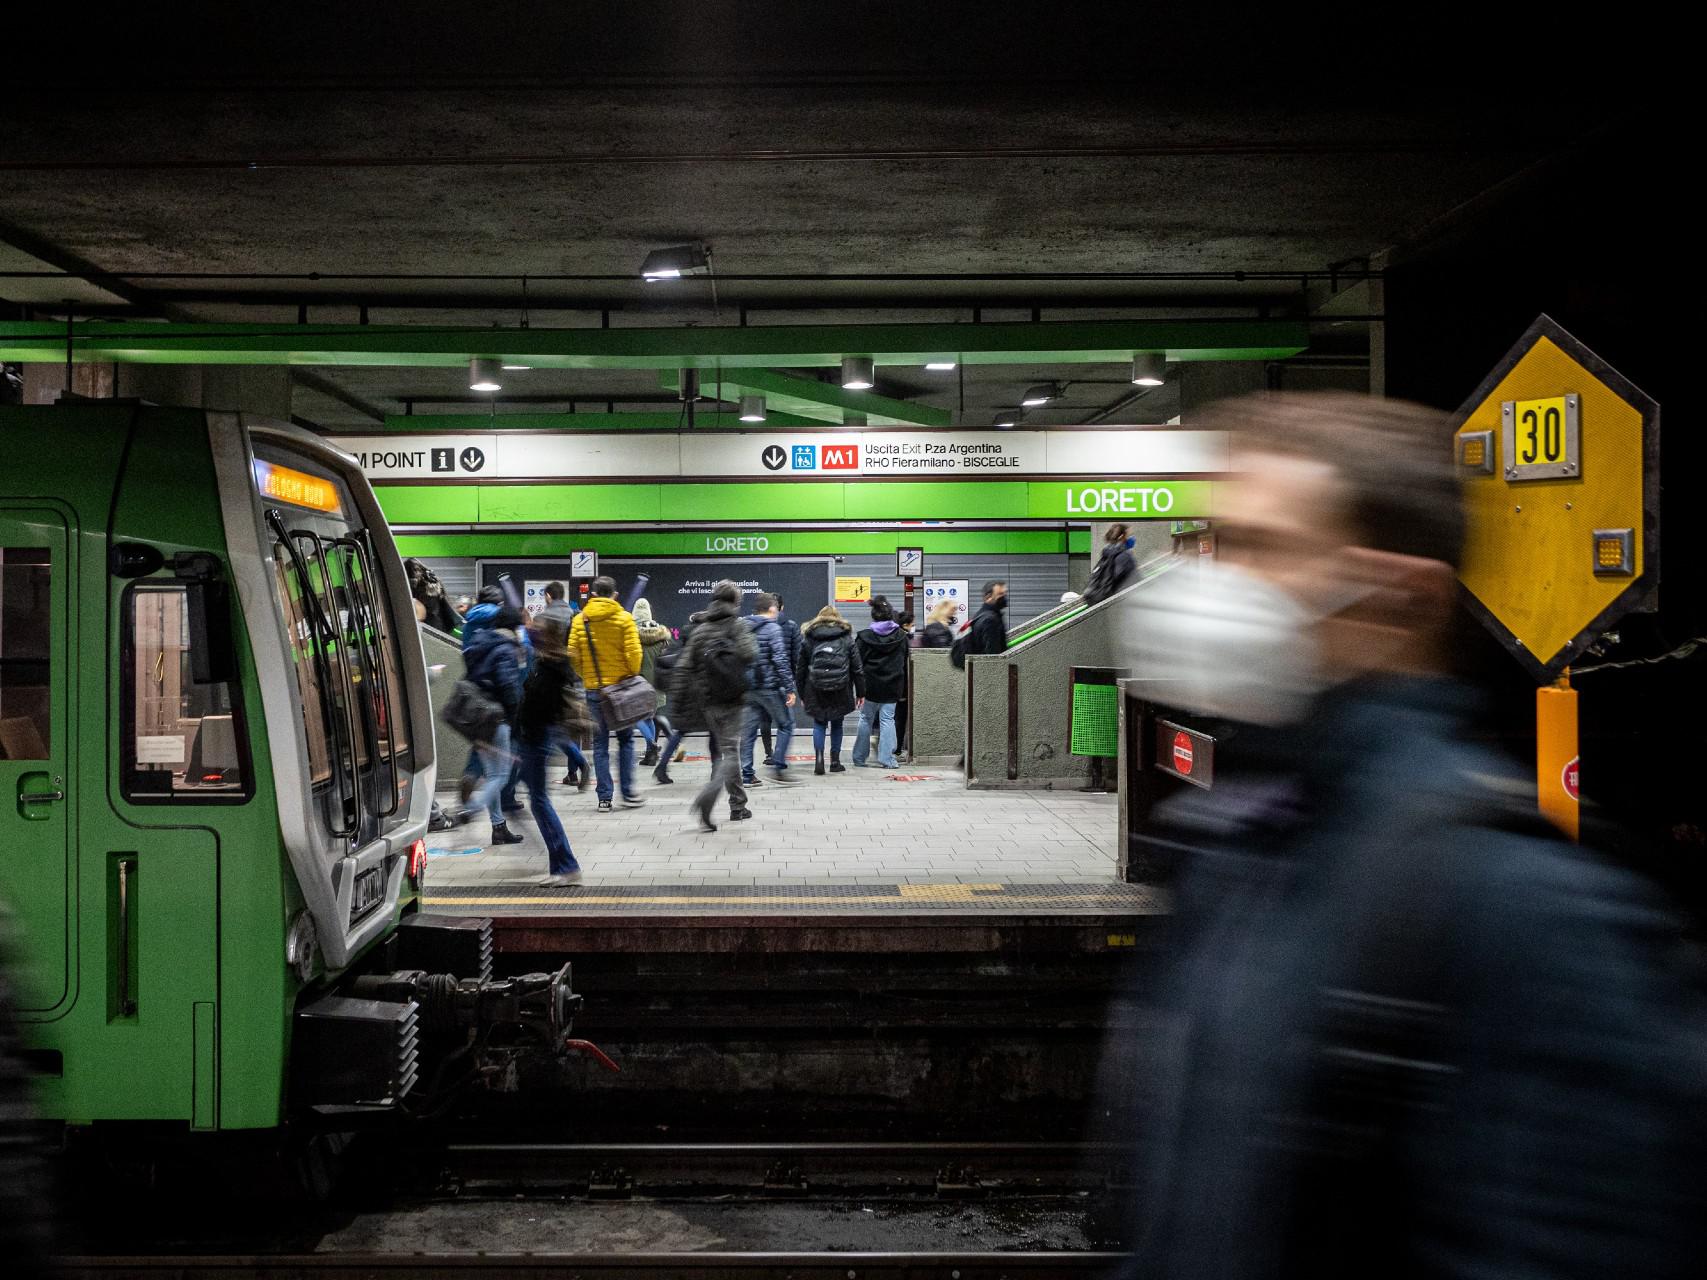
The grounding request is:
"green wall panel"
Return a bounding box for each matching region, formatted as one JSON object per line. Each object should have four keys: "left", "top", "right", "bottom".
{"left": 394, "top": 528, "right": 1069, "bottom": 559}
{"left": 669, "top": 482, "right": 844, "bottom": 522}
{"left": 1068, "top": 530, "right": 1092, "bottom": 553}
{"left": 375, "top": 486, "right": 479, "bottom": 523}
{"left": 843, "top": 481, "right": 1030, "bottom": 520}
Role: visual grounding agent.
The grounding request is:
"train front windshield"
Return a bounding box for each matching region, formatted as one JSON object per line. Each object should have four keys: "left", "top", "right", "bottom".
{"left": 252, "top": 446, "right": 414, "bottom": 843}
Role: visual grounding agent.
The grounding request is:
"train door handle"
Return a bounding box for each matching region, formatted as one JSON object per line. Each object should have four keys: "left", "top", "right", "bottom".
{"left": 17, "top": 772, "right": 64, "bottom": 819}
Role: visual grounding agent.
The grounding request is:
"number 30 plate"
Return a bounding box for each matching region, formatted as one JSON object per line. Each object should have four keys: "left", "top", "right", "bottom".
{"left": 1502, "top": 394, "right": 1580, "bottom": 482}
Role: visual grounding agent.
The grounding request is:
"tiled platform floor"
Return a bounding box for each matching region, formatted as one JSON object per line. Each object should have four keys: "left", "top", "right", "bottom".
{"left": 424, "top": 750, "right": 1120, "bottom": 889}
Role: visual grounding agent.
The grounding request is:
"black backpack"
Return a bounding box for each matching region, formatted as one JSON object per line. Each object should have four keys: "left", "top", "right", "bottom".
{"left": 1081, "top": 550, "right": 1120, "bottom": 605}
{"left": 808, "top": 636, "right": 851, "bottom": 692}
{"left": 950, "top": 634, "right": 969, "bottom": 670}
{"left": 698, "top": 627, "right": 750, "bottom": 706}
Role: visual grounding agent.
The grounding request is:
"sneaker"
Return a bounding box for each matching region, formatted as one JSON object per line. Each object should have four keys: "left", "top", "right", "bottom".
{"left": 653, "top": 766, "right": 674, "bottom": 785}
{"left": 537, "top": 871, "right": 584, "bottom": 886}
{"left": 693, "top": 803, "right": 717, "bottom": 833}
{"left": 490, "top": 822, "right": 525, "bottom": 846}
{"left": 620, "top": 794, "right": 646, "bottom": 808}
{"left": 743, "top": 775, "right": 763, "bottom": 788}
{"left": 597, "top": 799, "right": 613, "bottom": 813}
{"left": 770, "top": 771, "right": 804, "bottom": 786}
{"left": 729, "top": 806, "right": 753, "bottom": 821}
{"left": 559, "top": 774, "right": 574, "bottom": 787}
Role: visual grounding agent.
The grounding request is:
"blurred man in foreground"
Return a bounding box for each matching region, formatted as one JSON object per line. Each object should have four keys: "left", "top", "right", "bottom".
{"left": 1116, "top": 393, "right": 1704, "bottom": 1278}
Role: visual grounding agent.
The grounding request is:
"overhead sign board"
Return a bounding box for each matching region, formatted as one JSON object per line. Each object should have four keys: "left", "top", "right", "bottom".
{"left": 896, "top": 547, "right": 924, "bottom": 577}
{"left": 1451, "top": 314, "right": 1659, "bottom": 680}
{"left": 325, "top": 428, "right": 1229, "bottom": 483}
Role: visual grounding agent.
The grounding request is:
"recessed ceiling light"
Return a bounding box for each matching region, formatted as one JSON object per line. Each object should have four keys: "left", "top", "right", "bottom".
{"left": 469, "top": 357, "right": 502, "bottom": 392}
{"left": 1131, "top": 353, "right": 1167, "bottom": 386}
{"left": 738, "top": 394, "right": 767, "bottom": 423}
{"left": 925, "top": 360, "right": 957, "bottom": 371}
{"left": 501, "top": 364, "right": 532, "bottom": 371}
{"left": 841, "top": 356, "right": 875, "bottom": 390}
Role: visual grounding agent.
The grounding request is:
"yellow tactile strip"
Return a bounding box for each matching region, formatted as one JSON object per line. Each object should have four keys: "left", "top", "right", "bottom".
{"left": 422, "top": 881, "right": 1164, "bottom": 914}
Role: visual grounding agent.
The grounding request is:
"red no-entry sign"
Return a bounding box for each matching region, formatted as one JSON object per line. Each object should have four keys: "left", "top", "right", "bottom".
{"left": 1172, "top": 730, "right": 1194, "bottom": 775}
{"left": 1156, "top": 719, "right": 1215, "bottom": 790}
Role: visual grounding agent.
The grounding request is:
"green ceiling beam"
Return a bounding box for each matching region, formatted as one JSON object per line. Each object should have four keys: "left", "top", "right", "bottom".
{"left": 0, "top": 318, "right": 1308, "bottom": 369}
{"left": 658, "top": 368, "right": 952, "bottom": 428}
{"left": 375, "top": 410, "right": 830, "bottom": 431}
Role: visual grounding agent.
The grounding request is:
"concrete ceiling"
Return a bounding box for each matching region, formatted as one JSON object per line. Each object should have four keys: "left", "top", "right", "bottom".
{"left": 0, "top": 2, "right": 1646, "bottom": 431}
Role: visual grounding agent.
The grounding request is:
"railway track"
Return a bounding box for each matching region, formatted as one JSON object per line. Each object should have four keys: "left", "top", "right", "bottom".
{"left": 50, "top": 1254, "right": 1127, "bottom": 1278}
{"left": 435, "top": 1141, "right": 1127, "bottom": 1198}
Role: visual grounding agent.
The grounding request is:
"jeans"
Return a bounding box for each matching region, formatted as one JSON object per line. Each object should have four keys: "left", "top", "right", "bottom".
{"left": 468, "top": 723, "right": 513, "bottom": 824}
{"left": 464, "top": 740, "right": 521, "bottom": 809}
{"left": 741, "top": 689, "right": 795, "bottom": 779}
{"left": 519, "top": 733, "right": 579, "bottom": 874}
{"left": 585, "top": 688, "right": 636, "bottom": 802}
{"left": 812, "top": 717, "right": 844, "bottom": 756}
{"left": 695, "top": 702, "right": 749, "bottom": 818}
{"left": 851, "top": 701, "right": 897, "bottom": 767}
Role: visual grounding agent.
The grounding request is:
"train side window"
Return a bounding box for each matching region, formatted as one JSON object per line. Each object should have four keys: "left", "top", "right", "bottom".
{"left": 0, "top": 546, "right": 52, "bottom": 759}
{"left": 121, "top": 584, "right": 252, "bottom": 802}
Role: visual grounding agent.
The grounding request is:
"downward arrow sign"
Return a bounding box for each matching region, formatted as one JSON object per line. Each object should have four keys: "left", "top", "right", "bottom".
{"left": 761, "top": 446, "right": 787, "bottom": 470}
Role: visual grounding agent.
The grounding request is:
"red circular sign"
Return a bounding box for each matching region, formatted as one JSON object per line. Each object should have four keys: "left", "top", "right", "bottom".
{"left": 1562, "top": 756, "right": 1580, "bottom": 800}
{"left": 1172, "top": 730, "right": 1194, "bottom": 775}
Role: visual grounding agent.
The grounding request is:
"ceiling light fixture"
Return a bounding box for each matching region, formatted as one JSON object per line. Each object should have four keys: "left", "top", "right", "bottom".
{"left": 1131, "top": 353, "right": 1167, "bottom": 386}
{"left": 640, "top": 244, "right": 711, "bottom": 281}
{"left": 994, "top": 408, "right": 1024, "bottom": 429}
{"left": 501, "top": 364, "right": 532, "bottom": 371}
{"left": 739, "top": 394, "right": 767, "bottom": 423}
{"left": 841, "top": 356, "right": 875, "bottom": 390}
{"left": 1020, "top": 382, "right": 1058, "bottom": 407}
{"left": 469, "top": 357, "right": 503, "bottom": 392}
{"left": 925, "top": 360, "right": 957, "bottom": 371}
{"left": 678, "top": 369, "right": 702, "bottom": 402}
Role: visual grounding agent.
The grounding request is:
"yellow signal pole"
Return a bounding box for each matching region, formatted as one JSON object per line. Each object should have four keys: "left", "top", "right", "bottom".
{"left": 1535, "top": 670, "right": 1580, "bottom": 841}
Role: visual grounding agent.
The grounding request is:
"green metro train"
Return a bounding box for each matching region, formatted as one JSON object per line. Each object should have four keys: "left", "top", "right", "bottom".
{"left": 0, "top": 401, "right": 577, "bottom": 1142}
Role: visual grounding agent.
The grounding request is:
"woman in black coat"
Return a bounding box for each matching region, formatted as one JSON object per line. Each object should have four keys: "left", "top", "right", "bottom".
{"left": 794, "top": 605, "right": 865, "bottom": 774}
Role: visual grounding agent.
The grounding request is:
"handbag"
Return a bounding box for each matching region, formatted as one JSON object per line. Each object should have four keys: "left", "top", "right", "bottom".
{"left": 444, "top": 677, "right": 504, "bottom": 744}
{"left": 581, "top": 614, "right": 656, "bottom": 733}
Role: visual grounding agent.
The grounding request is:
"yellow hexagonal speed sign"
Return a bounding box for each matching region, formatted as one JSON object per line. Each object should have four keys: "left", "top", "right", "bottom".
{"left": 1452, "top": 315, "right": 1659, "bottom": 680}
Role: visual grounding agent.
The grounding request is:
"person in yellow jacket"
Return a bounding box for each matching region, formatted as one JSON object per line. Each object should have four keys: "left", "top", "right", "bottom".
{"left": 567, "top": 577, "right": 646, "bottom": 812}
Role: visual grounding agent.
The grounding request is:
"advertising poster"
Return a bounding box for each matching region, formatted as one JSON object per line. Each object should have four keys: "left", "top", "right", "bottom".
{"left": 922, "top": 579, "right": 970, "bottom": 634}
{"left": 834, "top": 576, "right": 872, "bottom": 604}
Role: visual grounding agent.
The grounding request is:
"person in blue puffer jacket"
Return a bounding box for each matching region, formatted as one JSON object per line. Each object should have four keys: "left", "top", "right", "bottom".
{"left": 457, "top": 590, "right": 527, "bottom": 844}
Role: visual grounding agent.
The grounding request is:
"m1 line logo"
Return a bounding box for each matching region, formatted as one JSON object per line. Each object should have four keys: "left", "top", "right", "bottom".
{"left": 821, "top": 444, "right": 858, "bottom": 470}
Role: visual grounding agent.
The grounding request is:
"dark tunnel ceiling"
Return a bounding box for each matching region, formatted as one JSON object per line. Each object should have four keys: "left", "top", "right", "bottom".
{"left": 0, "top": 2, "right": 1656, "bottom": 430}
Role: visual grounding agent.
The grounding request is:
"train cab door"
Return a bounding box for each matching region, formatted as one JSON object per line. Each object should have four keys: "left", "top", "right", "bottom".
{"left": 0, "top": 509, "right": 72, "bottom": 1013}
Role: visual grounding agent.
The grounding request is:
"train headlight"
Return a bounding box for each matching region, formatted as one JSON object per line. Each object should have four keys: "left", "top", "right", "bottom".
{"left": 285, "top": 910, "right": 318, "bottom": 984}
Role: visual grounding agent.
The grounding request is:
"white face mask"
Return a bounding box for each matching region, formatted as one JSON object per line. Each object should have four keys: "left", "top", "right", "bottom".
{"left": 1120, "top": 559, "right": 1326, "bottom": 727}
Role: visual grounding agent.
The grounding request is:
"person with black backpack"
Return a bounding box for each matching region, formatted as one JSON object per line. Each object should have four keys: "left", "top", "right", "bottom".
{"left": 795, "top": 604, "right": 865, "bottom": 775}
{"left": 1080, "top": 522, "right": 1137, "bottom": 606}
{"left": 674, "top": 580, "right": 759, "bottom": 830}
{"left": 851, "top": 595, "right": 908, "bottom": 768}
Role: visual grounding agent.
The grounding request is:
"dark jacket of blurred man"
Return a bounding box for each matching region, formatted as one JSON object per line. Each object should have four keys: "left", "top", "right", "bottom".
{"left": 1115, "top": 393, "right": 1705, "bottom": 1280}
